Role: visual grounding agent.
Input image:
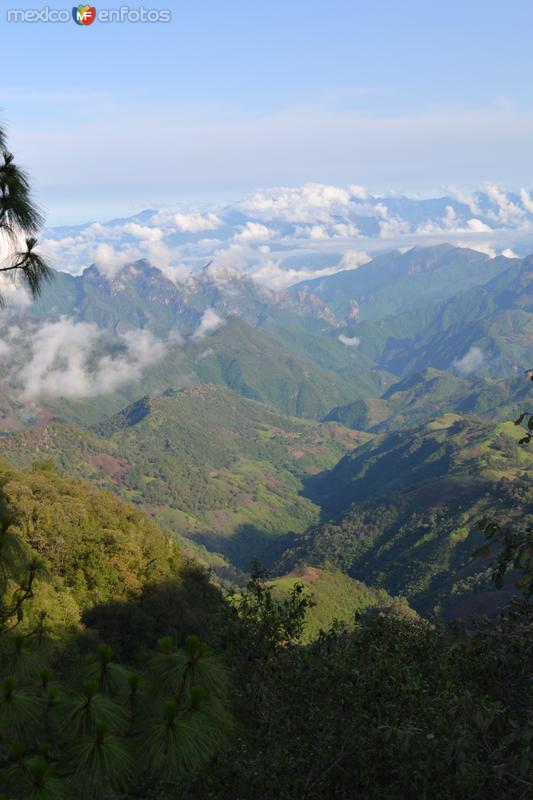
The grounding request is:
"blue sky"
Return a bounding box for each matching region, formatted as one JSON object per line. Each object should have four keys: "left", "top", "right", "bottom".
{"left": 2, "top": 0, "right": 533, "bottom": 223}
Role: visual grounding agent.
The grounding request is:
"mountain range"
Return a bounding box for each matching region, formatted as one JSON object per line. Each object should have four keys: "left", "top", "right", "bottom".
{"left": 40, "top": 184, "right": 533, "bottom": 285}
{"left": 0, "top": 242, "right": 532, "bottom": 621}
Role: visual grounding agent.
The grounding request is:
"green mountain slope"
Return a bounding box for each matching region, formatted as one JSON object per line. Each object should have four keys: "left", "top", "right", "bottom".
{"left": 310, "top": 414, "right": 532, "bottom": 515}
{"left": 350, "top": 254, "right": 533, "bottom": 379}
{"left": 0, "top": 313, "right": 388, "bottom": 432}
{"left": 0, "top": 458, "right": 183, "bottom": 634}
{"left": 289, "top": 245, "right": 514, "bottom": 322}
{"left": 0, "top": 386, "right": 368, "bottom": 570}
{"left": 284, "top": 414, "right": 533, "bottom": 615}
{"left": 272, "top": 565, "right": 415, "bottom": 641}
{"left": 325, "top": 369, "right": 532, "bottom": 433}
{"left": 186, "top": 317, "right": 388, "bottom": 419}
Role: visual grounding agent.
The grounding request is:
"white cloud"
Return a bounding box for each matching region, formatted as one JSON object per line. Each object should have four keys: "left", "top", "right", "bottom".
{"left": 15, "top": 317, "right": 170, "bottom": 399}
{"left": 339, "top": 250, "right": 370, "bottom": 269}
{"left": 241, "top": 183, "right": 351, "bottom": 223}
{"left": 0, "top": 274, "right": 31, "bottom": 307}
{"left": 338, "top": 334, "right": 360, "bottom": 347}
{"left": 191, "top": 308, "right": 225, "bottom": 340}
{"left": 465, "top": 218, "right": 492, "bottom": 233}
{"left": 483, "top": 183, "right": 525, "bottom": 226}
{"left": 120, "top": 222, "right": 164, "bottom": 242}
{"left": 170, "top": 211, "right": 221, "bottom": 233}
{"left": 379, "top": 215, "right": 410, "bottom": 238}
{"left": 29, "top": 177, "right": 533, "bottom": 293}
{"left": 91, "top": 243, "right": 143, "bottom": 277}
{"left": 332, "top": 222, "right": 360, "bottom": 238}
{"left": 447, "top": 186, "right": 482, "bottom": 216}
{"left": 349, "top": 185, "right": 370, "bottom": 200}
{"left": 520, "top": 189, "right": 533, "bottom": 215}
{"left": 501, "top": 248, "right": 518, "bottom": 258}
{"left": 456, "top": 241, "right": 496, "bottom": 257}
{"left": 309, "top": 225, "right": 328, "bottom": 240}
{"left": 234, "top": 222, "right": 273, "bottom": 241}
{"left": 196, "top": 347, "right": 214, "bottom": 361}
{"left": 249, "top": 259, "right": 346, "bottom": 290}
{"left": 0, "top": 233, "right": 36, "bottom": 307}
{"left": 415, "top": 207, "right": 492, "bottom": 236}
{"left": 452, "top": 346, "right": 484, "bottom": 375}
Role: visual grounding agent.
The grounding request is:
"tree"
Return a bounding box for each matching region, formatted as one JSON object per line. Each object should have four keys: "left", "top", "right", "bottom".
{"left": 0, "top": 518, "right": 231, "bottom": 799}
{"left": 0, "top": 122, "right": 52, "bottom": 307}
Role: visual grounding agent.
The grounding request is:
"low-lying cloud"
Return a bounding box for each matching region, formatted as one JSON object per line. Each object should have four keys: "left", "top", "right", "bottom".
{"left": 5, "top": 317, "right": 172, "bottom": 400}
{"left": 338, "top": 334, "right": 361, "bottom": 347}
{"left": 191, "top": 308, "right": 225, "bottom": 340}
{"left": 452, "top": 346, "right": 484, "bottom": 375}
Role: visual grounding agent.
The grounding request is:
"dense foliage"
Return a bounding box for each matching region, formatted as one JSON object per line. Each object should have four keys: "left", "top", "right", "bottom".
{"left": 0, "top": 464, "right": 230, "bottom": 798}
{"left": 0, "top": 627, "right": 229, "bottom": 798}
{"left": 0, "top": 457, "right": 531, "bottom": 799}
{"left": 182, "top": 569, "right": 533, "bottom": 800}
{"left": 0, "top": 457, "right": 186, "bottom": 634}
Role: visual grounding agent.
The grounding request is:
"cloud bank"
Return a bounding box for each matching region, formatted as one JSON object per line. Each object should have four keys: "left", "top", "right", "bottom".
{"left": 38, "top": 181, "right": 533, "bottom": 293}
{"left": 2, "top": 317, "right": 171, "bottom": 400}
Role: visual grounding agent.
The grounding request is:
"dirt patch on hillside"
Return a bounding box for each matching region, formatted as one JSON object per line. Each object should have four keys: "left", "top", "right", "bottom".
{"left": 89, "top": 453, "right": 129, "bottom": 477}
{"left": 288, "top": 565, "right": 322, "bottom": 583}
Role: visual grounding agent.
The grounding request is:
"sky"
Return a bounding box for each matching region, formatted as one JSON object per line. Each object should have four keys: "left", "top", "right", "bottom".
{"left": 2, "top": 0, "right": 533, "bottom": 223}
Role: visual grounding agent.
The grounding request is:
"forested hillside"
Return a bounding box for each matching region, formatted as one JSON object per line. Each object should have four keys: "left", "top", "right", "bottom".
{"left": 282, "top": 414, "right": 533, "bottom": 613}
{"left": 0, "top": 386, "right": 367, "bottom": 571}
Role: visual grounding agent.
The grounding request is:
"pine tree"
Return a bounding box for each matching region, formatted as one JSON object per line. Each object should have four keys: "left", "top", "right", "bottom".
{"left": 0, "top": 519, "right": 231, "bottom": 798}
{"left": 0, "top": 122, "right": 52, "bottom": 307}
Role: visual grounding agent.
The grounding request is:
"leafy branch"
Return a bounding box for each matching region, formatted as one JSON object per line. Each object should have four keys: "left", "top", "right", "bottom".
{"left": 0, "top": 125, "right": 53, "bottom": 307}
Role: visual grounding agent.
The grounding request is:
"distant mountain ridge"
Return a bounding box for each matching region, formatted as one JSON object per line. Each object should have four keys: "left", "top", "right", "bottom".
{"left": 289, "top": 244, "right": 517, "bottom": 322}
{"left": 0, "top": 244, "right": 531, "bottom": 435}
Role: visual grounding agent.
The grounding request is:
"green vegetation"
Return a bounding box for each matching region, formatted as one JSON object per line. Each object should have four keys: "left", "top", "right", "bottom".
{"left": 326, "top": 368, "right": 532, "bottom": 433}
{"left": 282, "top": 414, "right": 533, "bottom": 614}
{"left": 289, "top": 244, "right": 512, "bottom": 322}
{"left": 0, "top": 409, "right": 230, "bottom": 797}
{"left": 0, "top": 428, "right": 531, "bottom": 799}
{"left": 350, "top": 255, "right": 533, "bottom": 380}
{"left": 183, "top": 568, "right": 533, "bottom": 800}
{"left": 0, "top": 456, "right": 220, "bottom": 638}
{"left": 0, "top": 385, "right": 366, "bottom": 571}
{"left": 22, "top": 271, "right": 388, "bottom": 424}
{"left": 186, "top": 316, "right": 385, "bottom": 419}
{"left": 309, "top": 412, "right": 533, "bottom": 514}
{"left": 2, "top": 396, "right": 530, "bottom": 615}
{"left": 2, "top": 118, "right": 532, "bottom": 799}
{"left": 271, "top": 565, "right": 415, "bottom": 640}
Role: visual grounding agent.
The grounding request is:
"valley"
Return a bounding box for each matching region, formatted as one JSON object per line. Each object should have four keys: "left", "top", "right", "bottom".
{"left": 1, "top": 243, "right": 531, "bottom": 621}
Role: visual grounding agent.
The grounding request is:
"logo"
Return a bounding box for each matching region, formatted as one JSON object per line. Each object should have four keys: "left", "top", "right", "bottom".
{"left": 73, "top": 4, "right": 96, "bottom": 25}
